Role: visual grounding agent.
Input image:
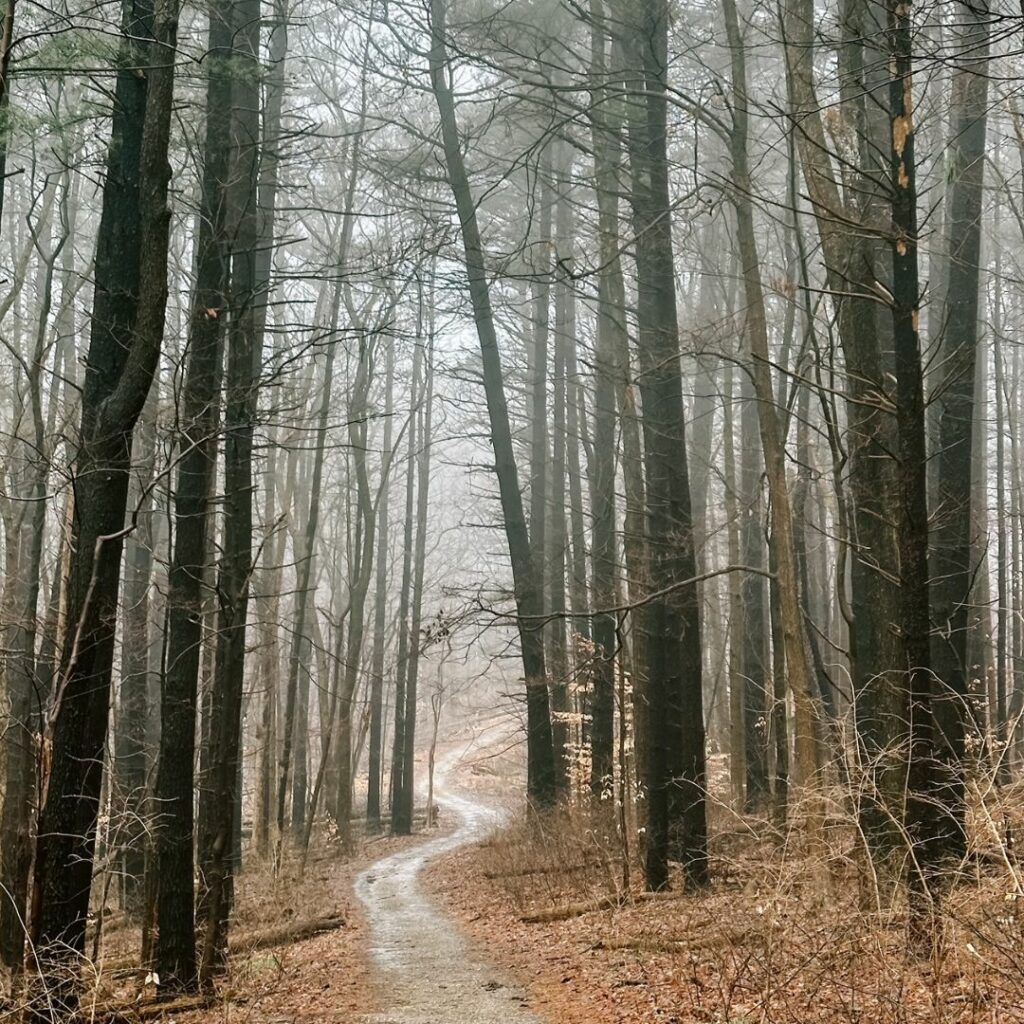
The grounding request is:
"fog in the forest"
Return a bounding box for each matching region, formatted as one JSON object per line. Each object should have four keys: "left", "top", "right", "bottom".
{"left": 0, "top": 0, "right": 1021, "bottom": 1020}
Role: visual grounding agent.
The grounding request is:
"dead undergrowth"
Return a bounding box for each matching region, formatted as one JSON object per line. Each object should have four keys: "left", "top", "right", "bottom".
{"left": 1, "top": 825, "right": 433, "bottom": 1024}
{"left": 429, "top": 780, "right": 1024, "bottom": 1024}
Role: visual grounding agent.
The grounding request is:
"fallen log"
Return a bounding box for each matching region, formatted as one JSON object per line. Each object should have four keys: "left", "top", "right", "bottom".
{"left": 483, "top": 858, "right": 605, "bottom": 880}
{"left": 520, "top": 890, "right": 682, "bottom": 924}
{"left": 71, "top": 992, "right": 217, "bottom": 1023}
{"left": 228, "top": 912, "right": 346, "bottom": 952}
{"left": 95, "top": 913, "right": 347, "bottom": 979}
{"left": 589, "top": 924, "right": 762, "bottom": 954}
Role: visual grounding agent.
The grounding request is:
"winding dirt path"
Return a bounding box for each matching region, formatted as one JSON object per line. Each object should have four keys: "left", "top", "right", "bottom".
{"left": 355, "top": 731, "right": 542, "bottom": 1024}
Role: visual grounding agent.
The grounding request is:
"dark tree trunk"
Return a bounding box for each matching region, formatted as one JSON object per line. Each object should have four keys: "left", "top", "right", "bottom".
{"left": 116, "top": 398, "right": 156, "bottom": 917}
{"left": 528, "top": 155, "right": 552, "bottom": 785}
{"left": 390, "top": 340, "right": 420, "bottom": 833}
{"left": 198, "top": 0, "right": 261, "bottom": 975}
{"left": 929, "top": 0, "right": 990, "bottom": 858}
{"left": 152, "top": 0, "right": 232, "bottom": 990}
{"left": 335, "top": 332, "right": 377, "bottom": 841}
{"left": 621, "top": 0, "right": 707, "bottom": 890}
{"left": 784, "top": 0, "right": 906, "bottom": 864}
{"left": 366, "top": 338, "right": 395, "bottom": 831}
{"left": 428, "top": 0, "right": 556, "bottom": 807}
{"left": 586, "top": 0, "right": 622, "bottom": 797}
{"left": 886, "top": 0, "right": 941, "bottom": 925}
{"left": 739, "top": 378, "right": 769, "bottom": 810}
{"left": 28, "top": 0, "right": 179, "bottom": 1005}
{"left": 399, "top": 326, "right": 434, "bottom": 829}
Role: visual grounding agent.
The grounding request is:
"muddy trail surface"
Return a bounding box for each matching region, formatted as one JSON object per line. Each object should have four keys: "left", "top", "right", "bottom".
{"left": 355, "top": 729, "right": 542, "bottom": 1024}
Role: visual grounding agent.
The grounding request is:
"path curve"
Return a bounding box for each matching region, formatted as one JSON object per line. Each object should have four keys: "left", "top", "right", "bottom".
{"left": 355, "top": 730, "right": 541, "bottom": 1024}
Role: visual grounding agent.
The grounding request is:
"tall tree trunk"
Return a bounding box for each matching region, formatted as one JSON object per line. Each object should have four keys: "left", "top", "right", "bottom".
{"left": 528, "top": 154, "right": 552, "bottom": 785}
{"left": 587, "top": 1, "right": 627, "bottom": 798}
{"left": 152, "top": 0, "right": 231, "bottom": 990}
{"left": 427, "top": 0, "right": 555, "bottom": 806}
{"left": 0, "top": 0, "right": 16, "bottom": 233}
{"left": 398, "top": 324, "right": 434, "bottom": 830}
{"left": 334, "top": 332, "right": 377, "bottom": 842}
{"left": 390, "top": 341, "right": 419, "bottom": 832}
{"left": 722, "top": 0, "right": 820, "bottom": 816}
{"left": 199, "top": 0, "right": 261, "bottom": 975}
{"left": 886, "top": 0, "right": 941, "bottom": 927}
{"left": 248, "top": 0, "right": 287, "bottom": 860}
{"left": 549, "top": 209, "right": 570, "bottom": 797}
{"left": 115, "top": 396, "right": 157, "bottom": 916}
{"left": 739, "top": 377, "right": 769, "bottom": 810}
{"left": 784, "top": 0, "right": 905, "bottom": 864}
{"left": 366, "top": 338, "right": 395, "bottom": 831}
{"left": 620, "top": 0, "right": 707, "bottom": 890}
{"left": 0, "top": 177, "right": 66, "bottom": 974}
{"left": 994, "top": 310, "right": 1009, "bottom": 782}
{"left": 722, "top": 363, "right": 745, "bottom": 808}
{"left": 929, "top": 0, "right": 990, "bottom": 858}
{"left": 275, "top": 334, "right": 338, "bottom": 858}
{"left": 28, "top": 0, "right": 180, "bottom": 1004}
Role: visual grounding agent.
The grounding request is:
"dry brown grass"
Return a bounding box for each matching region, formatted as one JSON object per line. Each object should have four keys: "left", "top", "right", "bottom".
{"left": 430, "top": 780, "right": 1024, "bottom": 1024}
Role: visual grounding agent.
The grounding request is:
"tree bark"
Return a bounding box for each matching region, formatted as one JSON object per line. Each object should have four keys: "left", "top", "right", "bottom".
{"left": 199, "top": 0, "right": 261, "bottom": 976}
{"left": 886, "top": 0, "right": 941, "bottom": 926}
{"left": 427, "top": 0, "right": 555, "bottom": 807}
{"left": 366, "top": 338, "right": 395, "bottom": 831}
{"left": 722, "top": 0, "right": 821, "bottom": 815}
{"left": 585, "top": 1, "right": 622, "bottom": 798}
{"left": 28, "top": 0, "right": 180, "bottom": 1004}
{"left": 929, "top": 0, "right": 990, "bottom": 858}
{"left": 390, "top": 341, "right": 419, "bottom": 833}
{"left": 620, "top": 0, "right": 707, "bottom": 890}
{"left": 399, "top": 320, "right": 434, "bottom": 830}
{"left": 115, "top": 396, "right": 157, "bottom": 917}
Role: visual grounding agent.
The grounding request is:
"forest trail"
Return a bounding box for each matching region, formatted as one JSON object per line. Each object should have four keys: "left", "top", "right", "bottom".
{"left": 355, "top": 728, "right": 543, "bottom": 1024}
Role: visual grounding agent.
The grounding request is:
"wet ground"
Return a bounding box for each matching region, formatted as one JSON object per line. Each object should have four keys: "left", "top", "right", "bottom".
{"left": 355, "top": 733, "right": 542, "bottom": 1024}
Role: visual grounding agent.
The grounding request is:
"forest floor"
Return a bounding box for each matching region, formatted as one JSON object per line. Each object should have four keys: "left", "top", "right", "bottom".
{"left": 426, "top": 775, "right": 1024, "bottom": 1024}
{"left": 74, "top": 747, "right": 1024, "bottom": 1024}
{"left": 77, "top": 718, "right": 530, "bottom": 1024}
{"left": 87, "top": 829, "right": 418, "bottom": 1023}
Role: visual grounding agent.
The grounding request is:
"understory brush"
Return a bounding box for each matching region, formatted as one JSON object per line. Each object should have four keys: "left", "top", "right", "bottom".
{"left": 463, "top": 782, "right": 1024, "bottom": 1023}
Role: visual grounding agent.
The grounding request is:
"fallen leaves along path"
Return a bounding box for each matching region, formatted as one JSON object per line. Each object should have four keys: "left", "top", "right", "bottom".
{"left": 355, "top": 728, "right": 544, "bottom": 1024}
{"left": 98, "top": 834, "right": 427, "bottom": 1024}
